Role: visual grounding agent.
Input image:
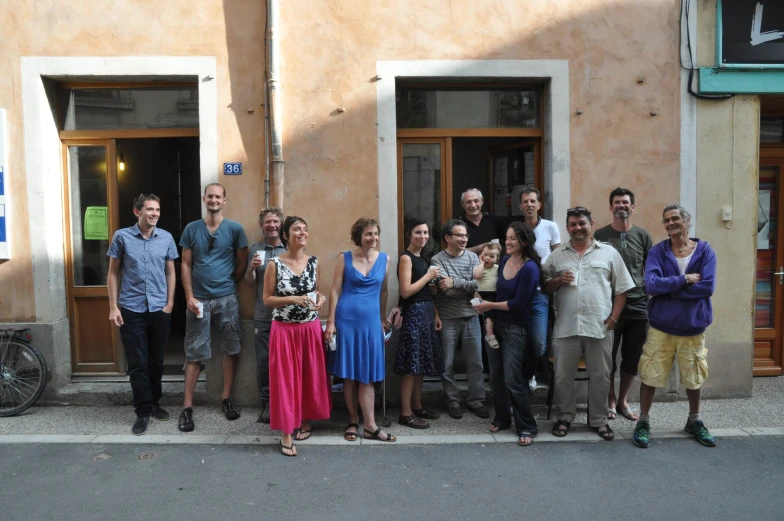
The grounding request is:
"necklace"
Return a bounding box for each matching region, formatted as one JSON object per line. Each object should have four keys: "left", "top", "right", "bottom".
{"left": 677, "top": 240, "right": 691, "bottom": 254}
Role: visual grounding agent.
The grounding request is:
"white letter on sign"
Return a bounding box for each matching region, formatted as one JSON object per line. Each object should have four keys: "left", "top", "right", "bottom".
{"left": 750, "top": 2, "right": 784, "bottom": 46}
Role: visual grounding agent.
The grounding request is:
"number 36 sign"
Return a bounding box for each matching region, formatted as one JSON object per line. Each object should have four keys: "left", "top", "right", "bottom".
{"left": 223, "top": 162, "right": 242, "bottom": 175}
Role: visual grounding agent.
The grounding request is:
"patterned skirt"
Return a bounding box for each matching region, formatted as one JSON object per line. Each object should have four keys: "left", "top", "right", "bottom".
{"left": 394, "top": 301, "right": 444, "bottom": 376}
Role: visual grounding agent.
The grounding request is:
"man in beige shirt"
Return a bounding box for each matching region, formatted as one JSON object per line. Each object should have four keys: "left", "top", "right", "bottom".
{"left": 543, "top": 206, "right": 635, "bottom": 441}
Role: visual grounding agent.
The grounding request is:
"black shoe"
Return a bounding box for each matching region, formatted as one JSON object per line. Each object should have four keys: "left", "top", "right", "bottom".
{"left": 178, "top": 407, "right": 194, "bottom": 432}
{"left": 132, "top": 415, "right": 150, "bottom": 436}
{"left": 222, "top": 398, "right": 240, "bottom": 421}
{"left": 257, "top": 405, "right": 271, "bottom": 424}
{"left": 447, "top": 403, "right": 464, "bottom": 419}
{"left": 151, "top": 404, "right": 170, "bottom": 421}
{"left": 467, "top": 403, "right": 491, "bottom": 419}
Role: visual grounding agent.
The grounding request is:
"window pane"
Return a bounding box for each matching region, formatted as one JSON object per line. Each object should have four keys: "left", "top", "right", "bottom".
{"left": 396, "top": 89, "right": 540, "bottom": 128}
{"left": 491, "top": 143, "right": 536, "bottom": 218}
{"left": 59, "top": 87, "right": 198, "bottom": 130}
{"left": 68, "top": 146, "right": 109, "bottom": 286}
{"left": 756, "top": 166, "right": 778, "bottom": 327}
{"left": 402, "top": 143, "right": 442, "bottom": 248}
{"left": 761, "top": 118, "right": 784, "bottom": 143}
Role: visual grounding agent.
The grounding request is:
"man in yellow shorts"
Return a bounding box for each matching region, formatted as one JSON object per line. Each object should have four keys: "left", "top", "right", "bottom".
{"left": 633, "top": 204, "right": 717, "bottom": 448}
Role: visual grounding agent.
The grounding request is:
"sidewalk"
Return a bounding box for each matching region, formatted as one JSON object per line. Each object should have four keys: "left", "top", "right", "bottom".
{"left": 2, "top": 377, "right": 783, "bottom": 445}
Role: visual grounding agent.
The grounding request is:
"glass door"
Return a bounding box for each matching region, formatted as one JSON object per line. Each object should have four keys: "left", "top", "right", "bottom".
{"left": 62, "top": 140, "right": 121, "bottom": 374}
{"left": 755, "top": 157, "right": 784, "bottom": 376}
{"left": 397, "top": 139, "right": 449, "bottom": 253}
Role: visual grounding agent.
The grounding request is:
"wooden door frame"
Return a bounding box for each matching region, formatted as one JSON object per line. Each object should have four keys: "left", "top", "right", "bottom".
{"left": 755, "top": 152, "right": 784, "bottom": 376}
{"left": 62, "top": 139, "right": 121, "bottom": 374}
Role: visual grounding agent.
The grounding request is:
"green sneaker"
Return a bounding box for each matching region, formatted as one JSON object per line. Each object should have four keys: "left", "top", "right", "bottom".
{"left": 685, "top": 420, "right": 717, "bottom": 447}
{"left": 632, "top": 421, "right": 651, "bottom": 448}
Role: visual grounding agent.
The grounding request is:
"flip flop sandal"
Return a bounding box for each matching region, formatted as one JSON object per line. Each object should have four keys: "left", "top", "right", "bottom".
{"left": 295, "top": 428, "right": 312, "bottom": 441}
{"left": 363, "top": 427, "right": 397, "bottom": 442}
{"left": 607, "top": 408, "right": 617, "bottom": 420}
{"left": 518, "top": 432, "right": 535, "bottom": 446}
{"left": 343, "top": 423, "right": 359, "bottom": 442}
{"left": 280, "top": 440, "right": 297, "bottom": 457}
{"left": 552, "top": 420, "right": 571, "bottom": 437}
{"left": 618, "top": 407, "right": 639, "bottom": 421}
{"left": 596, "top": 424, "right": 615, "bottom": 441}
{"left": 485, "top": 335, "right": 500, "bottom": 349}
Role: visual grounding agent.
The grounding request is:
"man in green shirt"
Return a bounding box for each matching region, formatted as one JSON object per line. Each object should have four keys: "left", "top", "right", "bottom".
{"left": 594, "top": 188, "right": 653, "bottom": 422}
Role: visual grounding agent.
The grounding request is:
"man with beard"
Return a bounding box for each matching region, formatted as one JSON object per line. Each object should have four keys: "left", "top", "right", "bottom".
{"left": 594, "top": 188, "right": 652, "bottom": 422}
{"left": 108, "top": 194, "right": 178, "bottom": 435}
{"left": 519, "top": 186, "right": 561, "bottom": 390}
{"left": 244, "top": 207, "right": 286, "bottom": 423}
{"left": 543, "top": 207, "right": 634, "bottom": 441}
{"left": 177, "top": 183, "right": 248, "bottom": 432}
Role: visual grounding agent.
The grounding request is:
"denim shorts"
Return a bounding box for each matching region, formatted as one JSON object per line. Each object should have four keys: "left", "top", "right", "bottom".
{"left": 184, "top": 293, "right": 242, "bottom": 362}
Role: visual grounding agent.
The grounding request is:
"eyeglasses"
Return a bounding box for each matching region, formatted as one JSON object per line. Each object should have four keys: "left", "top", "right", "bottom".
{"left": 208, "top": 234, "right": 216, "bottom": 251}
{"left": 447, "top": 233, "right": 469, "bottom": 239}
{"left": 620, "top": 232, "right": 628, "bottom": 248}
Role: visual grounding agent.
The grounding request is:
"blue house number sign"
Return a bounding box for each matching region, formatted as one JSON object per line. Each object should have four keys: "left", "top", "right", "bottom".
{"left": 224, "top": 162, "right": 242, "bottom": 175}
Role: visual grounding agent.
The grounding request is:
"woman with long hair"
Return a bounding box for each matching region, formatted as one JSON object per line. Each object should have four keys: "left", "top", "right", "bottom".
{"left": 473, "top": 222, "right": 542, "bottom": 446}
{"left": 325, "top": 217, "right": 395, "bottom": 442}
{"left": 394, "top": 218, "right": 444, "bottom": 429}
{"left": 263, "top": 216, "right": 331, "bottom": 456}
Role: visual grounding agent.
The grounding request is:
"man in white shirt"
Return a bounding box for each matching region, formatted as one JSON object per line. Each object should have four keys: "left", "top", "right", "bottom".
{"left": 543, "top": 206, "right": 635, "bottom": 441}
{"left": 519, "top": 187, "right": 560, "bottom": 389}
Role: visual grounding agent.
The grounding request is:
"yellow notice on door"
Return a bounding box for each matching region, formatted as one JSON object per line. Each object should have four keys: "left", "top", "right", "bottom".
{"left": 84, "top": 206, "right": 108, "bottom": 240}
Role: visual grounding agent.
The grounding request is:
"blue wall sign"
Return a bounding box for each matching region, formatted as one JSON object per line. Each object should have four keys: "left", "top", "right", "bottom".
{"left": 223, "top": 162, "right": 242, "bottom": 175}
{"left": 0, "top": 205, "right": 5, "bottom": 243}
{"left": 0, "top": 166, "right": 4, "bottom": 196}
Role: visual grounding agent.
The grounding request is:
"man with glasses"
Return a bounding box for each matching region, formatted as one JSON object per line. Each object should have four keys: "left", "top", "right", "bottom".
{"left": 543, "top": 207, "right": 635, "bottom": 440}
{"left": 594, "top": 188, "right": 653, "bottom": 422}
{"left": 460, "top": 188, "right": 504, "bottom": 254}
{"left": 243, "top": 207, "right": 286, "bottom": 423}
{"left": 431, "top": 219, "right": 487, "bottom": 419}
{"left": 519, "top": 186, "right": 561, "bottom": 390}
{"left": 177, "top": 183, "right": 248, "bottom": 432}
{"left": 107, "top": 194, "right": 178, "bottom": 435}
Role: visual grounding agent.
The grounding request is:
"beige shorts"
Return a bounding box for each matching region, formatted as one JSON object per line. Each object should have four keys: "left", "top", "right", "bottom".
{"left": 638, "top": 327, "right": 708, "bottom": 390}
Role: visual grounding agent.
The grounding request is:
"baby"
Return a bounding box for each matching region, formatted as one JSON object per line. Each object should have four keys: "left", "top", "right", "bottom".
{"left": 475, "top": 242, "right": 502, "bottom": 349}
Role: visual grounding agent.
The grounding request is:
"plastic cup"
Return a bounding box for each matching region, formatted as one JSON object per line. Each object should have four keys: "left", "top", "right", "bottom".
{"left": 307, "top": 291, "right": 318, "bottom": 309}
{"left": 569, "top": 270, "right": 578, "bottom": 286}
{"left": 195, "top": 302, "right": 204, "bottom": 318}
{"left": 470, "top": 297, "right": 482, "bottom": 306}
{"left": 254, "top": 251, "right": 263, "bottom": 263}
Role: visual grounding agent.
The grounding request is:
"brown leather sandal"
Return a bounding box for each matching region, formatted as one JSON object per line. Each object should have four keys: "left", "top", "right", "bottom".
{"left": 363, "top": 427, "right": 397, "bottom": 442}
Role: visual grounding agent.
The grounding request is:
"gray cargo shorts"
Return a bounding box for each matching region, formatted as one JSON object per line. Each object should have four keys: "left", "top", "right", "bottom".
{"left": 184, "top": 293, "right": 242, "bottom": 362}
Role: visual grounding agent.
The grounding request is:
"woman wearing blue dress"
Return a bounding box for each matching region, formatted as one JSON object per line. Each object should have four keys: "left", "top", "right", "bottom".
{"left": 325, "top": 217, "right": 394, "bottom": 442}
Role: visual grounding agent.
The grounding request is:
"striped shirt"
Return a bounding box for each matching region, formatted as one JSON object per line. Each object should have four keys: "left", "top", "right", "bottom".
{"left": 431, "top": 249, "right": 480, "bottom": 320}
{"left": 107, "top": 224, "right": 179, "bottom": 313}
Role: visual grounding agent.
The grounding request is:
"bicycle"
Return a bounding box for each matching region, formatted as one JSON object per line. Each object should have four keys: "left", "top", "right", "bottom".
{"left": 0, "top": 329, "right": 48, "bottom": 417}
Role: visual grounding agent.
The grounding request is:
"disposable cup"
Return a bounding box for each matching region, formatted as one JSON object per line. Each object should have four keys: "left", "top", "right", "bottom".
{"left": 195, "top": 302, "right": 204, "bottom": 318}
{"left": 569, "top": 270, "right": 579, "bottom": 286}
{"left": 307, "top": 291, "right": 319, "bottom": 309}
{"left": 470, "top": 297, "right": 482, "bottom": 306}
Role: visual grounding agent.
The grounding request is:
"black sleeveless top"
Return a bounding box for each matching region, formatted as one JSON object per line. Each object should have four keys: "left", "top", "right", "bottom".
{"left": 398, "top": 250, "right": 434, "bottom": 306}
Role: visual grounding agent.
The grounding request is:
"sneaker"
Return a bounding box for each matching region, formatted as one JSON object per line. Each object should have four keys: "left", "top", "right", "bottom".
{"left": 528, "top": 376, "right": 537, "bottom": 391}
{"left": 685, "top": 420, "right": 717, "bottom": 447}
{"left": 151, "top": 404, "right": 170, "bottom": 421}
{"left": 222, "top": 398, "right": 241, "bottom": 421}
{"left": 132, "top": 415, "right": 149, "bottom": 436}
{"left": 467, "top": 403, "right": 490, "bottom": 419}
{"left": 632, "top": 421, "right": 651, "bottom": 448}
{"left": 447, "top": 403, "right": 464, "bottom": 419}
{"left": 257, "top": 405, "right": 271, "bottom": 424}
{"left": 178, "top": 407, "right": 195, "bottom": 432}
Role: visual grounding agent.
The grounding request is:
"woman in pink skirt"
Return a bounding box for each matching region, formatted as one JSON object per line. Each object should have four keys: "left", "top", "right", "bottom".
{"left": 263, "top": 216, "right": 331, "bottom": 456}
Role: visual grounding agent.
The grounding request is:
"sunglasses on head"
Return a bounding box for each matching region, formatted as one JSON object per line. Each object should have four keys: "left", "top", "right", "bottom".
{"left": 567, "top": 206, "right": 589, "bottom": 214}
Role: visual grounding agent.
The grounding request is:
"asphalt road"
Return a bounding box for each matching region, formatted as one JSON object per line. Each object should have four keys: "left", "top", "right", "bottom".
{"left": 3, "top": 437, "right": 783, "bottom": 521}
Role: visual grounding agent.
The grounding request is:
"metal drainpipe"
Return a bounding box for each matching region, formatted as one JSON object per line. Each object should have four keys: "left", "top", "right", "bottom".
{"left": 267, "top": 0, "right": 284, "bottom": 207}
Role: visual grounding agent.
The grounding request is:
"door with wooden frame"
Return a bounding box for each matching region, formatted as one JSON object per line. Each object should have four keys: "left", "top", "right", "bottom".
{"left": 62, "top": 139, "right": 122, "bottom": 374}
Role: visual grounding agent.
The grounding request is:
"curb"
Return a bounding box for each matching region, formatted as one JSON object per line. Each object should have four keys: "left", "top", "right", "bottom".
{"left": 1, "top": 427, "right": 782, "bottom": 446}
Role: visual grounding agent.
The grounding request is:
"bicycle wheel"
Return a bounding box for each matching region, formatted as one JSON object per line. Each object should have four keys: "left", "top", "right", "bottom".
{"left": 0, "top": 339, "right": 47, "bottom": 417}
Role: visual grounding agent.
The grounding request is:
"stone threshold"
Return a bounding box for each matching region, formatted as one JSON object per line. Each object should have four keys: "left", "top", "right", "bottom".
{"left": 1, "top": 427, "right": 781, "bottom": 446}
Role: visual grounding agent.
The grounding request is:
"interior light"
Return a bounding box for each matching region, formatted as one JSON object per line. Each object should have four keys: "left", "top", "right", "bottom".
{"left": 118, "top": 151, "right": 125, "bottom": 171}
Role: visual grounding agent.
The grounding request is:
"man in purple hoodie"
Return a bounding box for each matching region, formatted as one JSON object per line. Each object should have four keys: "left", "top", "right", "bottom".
{"left": 633, "top": 204, "right": 717, "bottom": 449}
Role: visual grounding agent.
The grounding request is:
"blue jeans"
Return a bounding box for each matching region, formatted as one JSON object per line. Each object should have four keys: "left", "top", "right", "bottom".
{"left": 487, "top": 322, "right": 538, "bottom": 435}
{"left": 524, "top": 290, "right": 549, "bottom": 380}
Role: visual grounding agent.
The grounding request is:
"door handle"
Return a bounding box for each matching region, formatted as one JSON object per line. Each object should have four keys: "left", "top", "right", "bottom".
{"left": 775, "top": 266, "right": 784, "bottom": 285}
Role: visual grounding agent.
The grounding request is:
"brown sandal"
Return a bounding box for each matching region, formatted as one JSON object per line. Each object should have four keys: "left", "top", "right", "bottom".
{"left": 343, "top": 423, "right": 359, "bottom": 442}
{"left": 597, "top": 424, "right": 615, "bottom": 441}
{"left": 398, "top": 414, "right": 429, "bottom": 429}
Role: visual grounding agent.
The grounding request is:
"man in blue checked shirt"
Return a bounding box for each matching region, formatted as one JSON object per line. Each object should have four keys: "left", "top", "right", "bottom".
{"left": 108, "top": 194, "right": 178, "bottom": 436}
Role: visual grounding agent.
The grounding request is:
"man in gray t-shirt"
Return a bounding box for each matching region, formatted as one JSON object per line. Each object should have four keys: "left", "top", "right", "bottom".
{"left": 594, "top": 188, "right": 653, "bottom": 422}
{"left": 431, "top": 219, "right": 487, "bottom": 420}
{"left": 243, "top": 207, "right": 286, "bottom": 423}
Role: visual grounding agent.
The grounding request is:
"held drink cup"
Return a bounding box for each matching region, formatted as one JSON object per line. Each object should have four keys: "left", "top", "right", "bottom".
{"left": 569, "top": 269, "right": 579, "bottom": 286}
{"left": 307, "top": 291, "right": 319, "bottom": 310}
{"left": 470, "top": 297, "right": 482, "bottom": 306}
{"left": 254, "top": 251, "right": 264, "bottom": 263}
{"left": 429, "top": 265, "right": 440, "bottom": 285}
{"left": 195, "top": 302, "right": 204, "bottom": 318}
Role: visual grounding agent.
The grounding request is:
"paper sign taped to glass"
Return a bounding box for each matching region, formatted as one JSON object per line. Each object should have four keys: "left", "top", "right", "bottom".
{"left": 84, "top": 206, "right": 108, "bottom": 240}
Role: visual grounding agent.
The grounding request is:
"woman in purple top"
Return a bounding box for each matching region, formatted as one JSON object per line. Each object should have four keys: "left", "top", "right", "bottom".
{"left": 473, "top": 222, "right": 542, "bottom": 446}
